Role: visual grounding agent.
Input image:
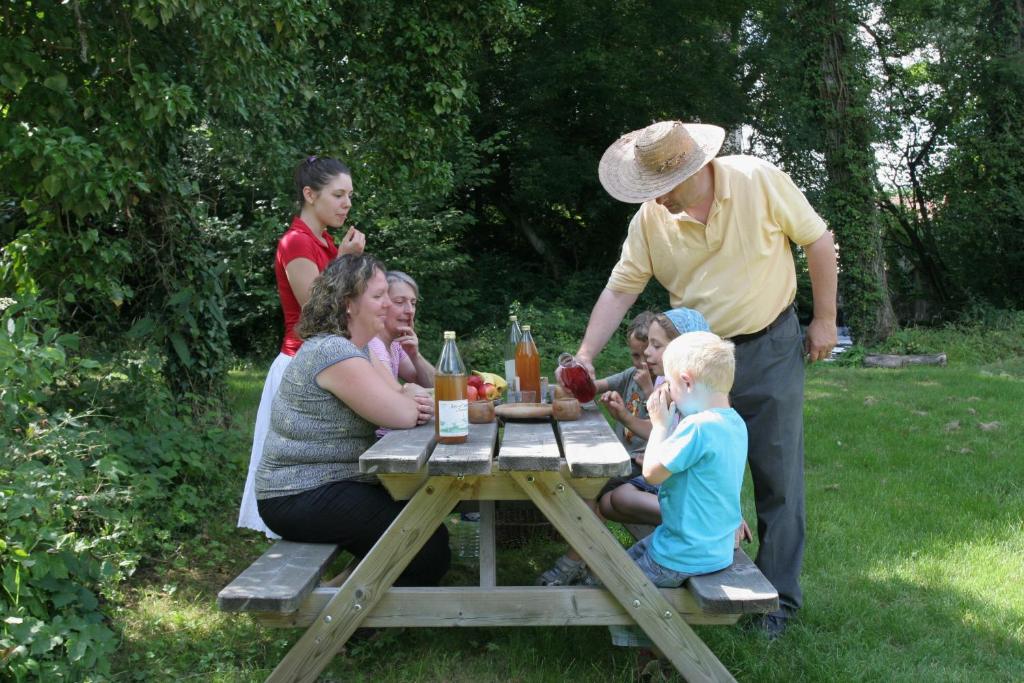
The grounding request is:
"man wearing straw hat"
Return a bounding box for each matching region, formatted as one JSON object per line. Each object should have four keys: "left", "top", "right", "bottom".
{"left": 575, "top": 121, "right": 838, "bottom": 638}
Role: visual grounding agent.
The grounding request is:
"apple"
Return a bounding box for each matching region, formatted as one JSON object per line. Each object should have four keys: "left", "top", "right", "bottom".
{"left": 467, "top": 385, "right": 479, "bottom": 401}
{"left": 483, "top": 383, "right": 497, "bottom": 400}
{"left": 468, "top": 375, "right": 484, "bottom": 391}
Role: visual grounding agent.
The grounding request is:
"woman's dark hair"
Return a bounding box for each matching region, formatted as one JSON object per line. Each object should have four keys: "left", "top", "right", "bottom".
{"left": 294, "top": 156, "right": 351, "bottom": 206}
{"left": 295, "top": 253, "right": 387, "bottom": 340}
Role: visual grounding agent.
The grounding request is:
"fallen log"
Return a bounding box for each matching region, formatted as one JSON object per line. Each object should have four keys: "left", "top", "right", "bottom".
{"left": 863, "top": 353, "right": 947, "bottom": 369}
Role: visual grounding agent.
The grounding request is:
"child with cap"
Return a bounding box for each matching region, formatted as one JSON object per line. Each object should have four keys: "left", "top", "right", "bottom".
{"left": 603, "top": 330, "right": 748, "bottom": 658}
{"left": 597, "top": 307, "right": 711, "bottom": 525}
{"left": 536, "top": 308, "right": 721, "bottom": 587}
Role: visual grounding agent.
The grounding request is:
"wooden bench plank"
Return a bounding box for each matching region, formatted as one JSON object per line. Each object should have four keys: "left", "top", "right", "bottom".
{"left": 687, "top": 548, "right": 779, "bottom": 614}
{"left": 359, "top": 423, "right": 434, "bottom": 474}
{"left": 217, "top": 541, "right": 340, "bottom": 613}
{"left": 254, "top": 586, "right": 740, "bottom": 628}
{"left": 498, "top": 420, "right": 561, "bottom": 471}
{"left": 514, "top": 470, "right": 735, "bottom": 682}
{"left": 557, "top": 407, "right": 632, "bottom": 478}
{"left": 428, "top": 421, "right": 498, "bottom": 475}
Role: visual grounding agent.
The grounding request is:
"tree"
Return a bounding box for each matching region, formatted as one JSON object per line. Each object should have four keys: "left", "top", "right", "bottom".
{"left": 466, "top": 0, "right": 751, "bottom": 280}
{"left": 935, "top": 0, "right": 1024, "bottom": 308}
{"left": 746, "top": 0, "right": 896, "bottom": 343}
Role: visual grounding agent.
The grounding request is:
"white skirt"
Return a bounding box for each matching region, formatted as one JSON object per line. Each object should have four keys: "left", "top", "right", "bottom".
{"left": 236, "top": 352, "right": 292, "bottom": 538}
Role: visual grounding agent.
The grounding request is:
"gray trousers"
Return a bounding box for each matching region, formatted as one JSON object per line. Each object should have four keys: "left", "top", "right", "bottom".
{"left": 730, "top": 307, "right": 805, "bottom": 616}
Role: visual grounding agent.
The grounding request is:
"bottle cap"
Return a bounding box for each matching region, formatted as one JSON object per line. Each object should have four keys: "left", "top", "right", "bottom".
{"left": 444, "top": 330, "right": 456, "bottom": 339}
{"left": 522, "top": 324, "right": 531, "bottom": 331}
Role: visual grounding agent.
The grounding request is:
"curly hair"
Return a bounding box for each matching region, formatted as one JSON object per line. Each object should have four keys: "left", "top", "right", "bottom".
{"left": 294, "top": 254, "right": 387, "bottom": 340}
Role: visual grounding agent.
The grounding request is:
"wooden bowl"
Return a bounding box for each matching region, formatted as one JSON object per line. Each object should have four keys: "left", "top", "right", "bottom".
{"left": 552, "top": 385, "right": 573, "bottom": 400}
{"left": 468, "top": 400, "right": 495, "bottom": 423}
{"left": 552, "top": 397, "right": 581, "bottom": 421}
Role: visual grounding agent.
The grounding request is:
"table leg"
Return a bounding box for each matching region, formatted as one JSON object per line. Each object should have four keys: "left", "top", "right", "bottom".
{"left": 511, "top": 471, "right": 736, "bottom": 683}
{"left": 479, "top": 500, "right": 496, "bottom": 588}
{"left": 266, "top": 476, "right": 463, "bottom": 683}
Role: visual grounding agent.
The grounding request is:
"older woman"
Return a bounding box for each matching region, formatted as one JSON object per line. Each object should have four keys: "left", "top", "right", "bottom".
{"left": 255, "top": 254, "right": 448, "bottom": 586}
{"left": 368, "top": 271, "right": 435, "bottom": 388}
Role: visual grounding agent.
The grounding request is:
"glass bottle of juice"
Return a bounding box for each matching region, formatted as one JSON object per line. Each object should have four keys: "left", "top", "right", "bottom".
{"left": 435, "top": 331, "right": 468, "bottom": 444}
{"left": 503, "top": 315, "right": 523, "bottom": 389}
{"left": 515, "top": 325, "right": 541, "bottom": 402}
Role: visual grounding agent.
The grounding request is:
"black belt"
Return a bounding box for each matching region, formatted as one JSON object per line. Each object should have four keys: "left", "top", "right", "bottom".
{"left": 728, "top": 304, "right": 795, "bottom": 346}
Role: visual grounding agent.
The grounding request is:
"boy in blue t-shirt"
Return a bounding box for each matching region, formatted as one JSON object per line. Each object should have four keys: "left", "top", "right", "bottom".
{"left": 606, "top": 330, "right": 748, "bottom": 650}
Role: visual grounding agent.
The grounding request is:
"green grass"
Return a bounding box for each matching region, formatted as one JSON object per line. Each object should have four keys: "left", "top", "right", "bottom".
{"left": 108, "top": 361, "right": 1024, "bottom": 682}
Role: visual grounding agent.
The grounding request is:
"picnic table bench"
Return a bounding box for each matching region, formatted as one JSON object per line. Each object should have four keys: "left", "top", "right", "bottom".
{"left": 219, "top": 407, "right": 778, "bottom": 682}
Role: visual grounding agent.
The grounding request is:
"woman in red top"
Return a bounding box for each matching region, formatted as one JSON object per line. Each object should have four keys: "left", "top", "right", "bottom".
{"left": 238, "top": 156, "right": 366, "bottom": 537}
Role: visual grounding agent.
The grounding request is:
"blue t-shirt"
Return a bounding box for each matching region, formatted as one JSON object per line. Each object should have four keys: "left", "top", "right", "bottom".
{"left": 649, "top": 408, "right": 747, "bottom": 574}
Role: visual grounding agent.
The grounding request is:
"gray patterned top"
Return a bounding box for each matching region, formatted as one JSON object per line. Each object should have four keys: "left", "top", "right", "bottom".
{"left": 256, "top": 334, "right": 378, "bottom": 499}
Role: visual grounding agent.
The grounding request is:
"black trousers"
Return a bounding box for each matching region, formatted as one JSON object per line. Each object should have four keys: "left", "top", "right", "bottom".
{"left": 731, "top": 307, "right": 806, "bottom": 616}
{"left": 258, "top": 479, "right": 450, "bottom": 587}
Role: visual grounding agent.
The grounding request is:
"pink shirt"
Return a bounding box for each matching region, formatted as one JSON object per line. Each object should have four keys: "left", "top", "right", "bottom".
{"left": 367, "top": 337, "right": 409, "bottom": 378}
{"left": 368, "top": 337, "right": 410, "bottom": 438}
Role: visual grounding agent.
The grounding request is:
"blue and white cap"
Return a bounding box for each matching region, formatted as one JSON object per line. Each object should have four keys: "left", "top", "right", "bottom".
{"left": 661, "top": 307, "right": 710, "bottom": 335}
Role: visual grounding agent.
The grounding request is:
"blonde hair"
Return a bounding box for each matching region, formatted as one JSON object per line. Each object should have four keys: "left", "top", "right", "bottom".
{"left": 661, "top": 331, "right": 736, "bottom": 394}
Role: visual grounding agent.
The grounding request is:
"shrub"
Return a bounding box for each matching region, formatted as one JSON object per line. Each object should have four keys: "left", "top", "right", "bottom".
{"left": 0, "top": 297, "right": 238, "bottom": 679}
{"left": 878, "top": 309, "right": 1024, "bottom": 366}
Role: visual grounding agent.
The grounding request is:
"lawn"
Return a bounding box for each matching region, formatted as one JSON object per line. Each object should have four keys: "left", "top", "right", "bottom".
{"left": 108, "top": 359, "right": 1024, "bottom": 682}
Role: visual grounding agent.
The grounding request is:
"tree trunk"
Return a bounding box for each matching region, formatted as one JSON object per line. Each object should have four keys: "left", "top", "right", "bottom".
{"left": 813, "top": 1, "right": 896, "bottom": 344}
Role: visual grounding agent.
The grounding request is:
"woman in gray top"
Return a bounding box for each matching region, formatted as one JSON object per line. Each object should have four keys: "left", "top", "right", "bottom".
{"left": 256, "top": 253, "right": 449, "bottom": 586}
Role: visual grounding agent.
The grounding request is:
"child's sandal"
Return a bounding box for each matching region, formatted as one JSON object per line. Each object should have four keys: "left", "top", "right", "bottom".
{"left": 535, "top": 554, "right": 587, "bottom": 586}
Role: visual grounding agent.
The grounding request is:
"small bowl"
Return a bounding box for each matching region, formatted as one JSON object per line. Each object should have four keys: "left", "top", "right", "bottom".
{"left": 552, "top": 385, "right": 573, "bottom": 401}
{"left": 468, "top": 400, "right": 495, "bottom": 423}
{"left": 552, "top": 397, "right": 581, "bottom": 421}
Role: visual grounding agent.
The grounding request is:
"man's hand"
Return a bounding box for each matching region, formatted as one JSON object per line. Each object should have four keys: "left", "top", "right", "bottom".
{"left": 646, "top": 384, "right": 672, "bottom": 429}
{"left": 572, "top": 354, "right": 597, "bottom": 381}
{"left": 804, "top": 317, "right": 838, "bottom": 364}
{"left": 803, "top": 230, "right": 838, "bottom": 364}
{"left": 338, "top": 226, "right": 366, "bottom": 256}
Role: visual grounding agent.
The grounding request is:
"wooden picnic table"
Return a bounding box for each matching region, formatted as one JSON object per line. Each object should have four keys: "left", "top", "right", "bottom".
{"left": 219, "top": 405, "right": 778, "bottom": 682}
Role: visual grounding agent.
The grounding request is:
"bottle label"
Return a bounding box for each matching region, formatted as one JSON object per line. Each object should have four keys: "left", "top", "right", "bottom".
{"left": 438, "top": 400, "right": 469, "bottom": 437}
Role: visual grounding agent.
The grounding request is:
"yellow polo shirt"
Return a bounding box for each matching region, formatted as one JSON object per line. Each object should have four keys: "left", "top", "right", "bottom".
{"left": 606, "top": 155, "right": 827, "bottom": 338}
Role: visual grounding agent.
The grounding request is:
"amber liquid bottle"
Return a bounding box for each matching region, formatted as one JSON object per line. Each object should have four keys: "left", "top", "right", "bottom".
{"left": 434, "top": 330, "right": 468, "bottom": 444}
{"left": 515, "top": 324, "right": 541, "bottom": 401}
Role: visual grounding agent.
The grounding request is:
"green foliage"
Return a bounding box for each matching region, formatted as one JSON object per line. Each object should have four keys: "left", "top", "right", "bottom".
{"left": 0, "top": 297, "right": 236, "bottom": 679}
{"left": 746, "top": 0, "right": 896, "bottom": 344}
{"left": 878, "top": 308, "right": 1024, "bottom": 365}
{"left": 466, "top": 0, "right": 751, "bottom": 280}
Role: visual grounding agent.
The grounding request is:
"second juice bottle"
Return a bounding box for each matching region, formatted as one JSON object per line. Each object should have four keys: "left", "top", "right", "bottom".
{"left": 515, "top": 324, "right": 541, "bottom": 402}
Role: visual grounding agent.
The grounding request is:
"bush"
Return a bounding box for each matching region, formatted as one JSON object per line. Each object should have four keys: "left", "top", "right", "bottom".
{"left": 877, "top": 309, "right": 1024, "bottom": 366}
{"left": 0, "top": 297, "right": 238, "bottom": 680}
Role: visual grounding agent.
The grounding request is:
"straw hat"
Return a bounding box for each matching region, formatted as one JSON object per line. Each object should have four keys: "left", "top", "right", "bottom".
{"left": 598, "top": 121, "right": 725, "bottom": 203}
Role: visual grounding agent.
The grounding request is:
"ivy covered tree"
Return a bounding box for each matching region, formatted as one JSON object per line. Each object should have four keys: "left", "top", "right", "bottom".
{"left": 746, "top": 0, "right": 896, "bottom": 344}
